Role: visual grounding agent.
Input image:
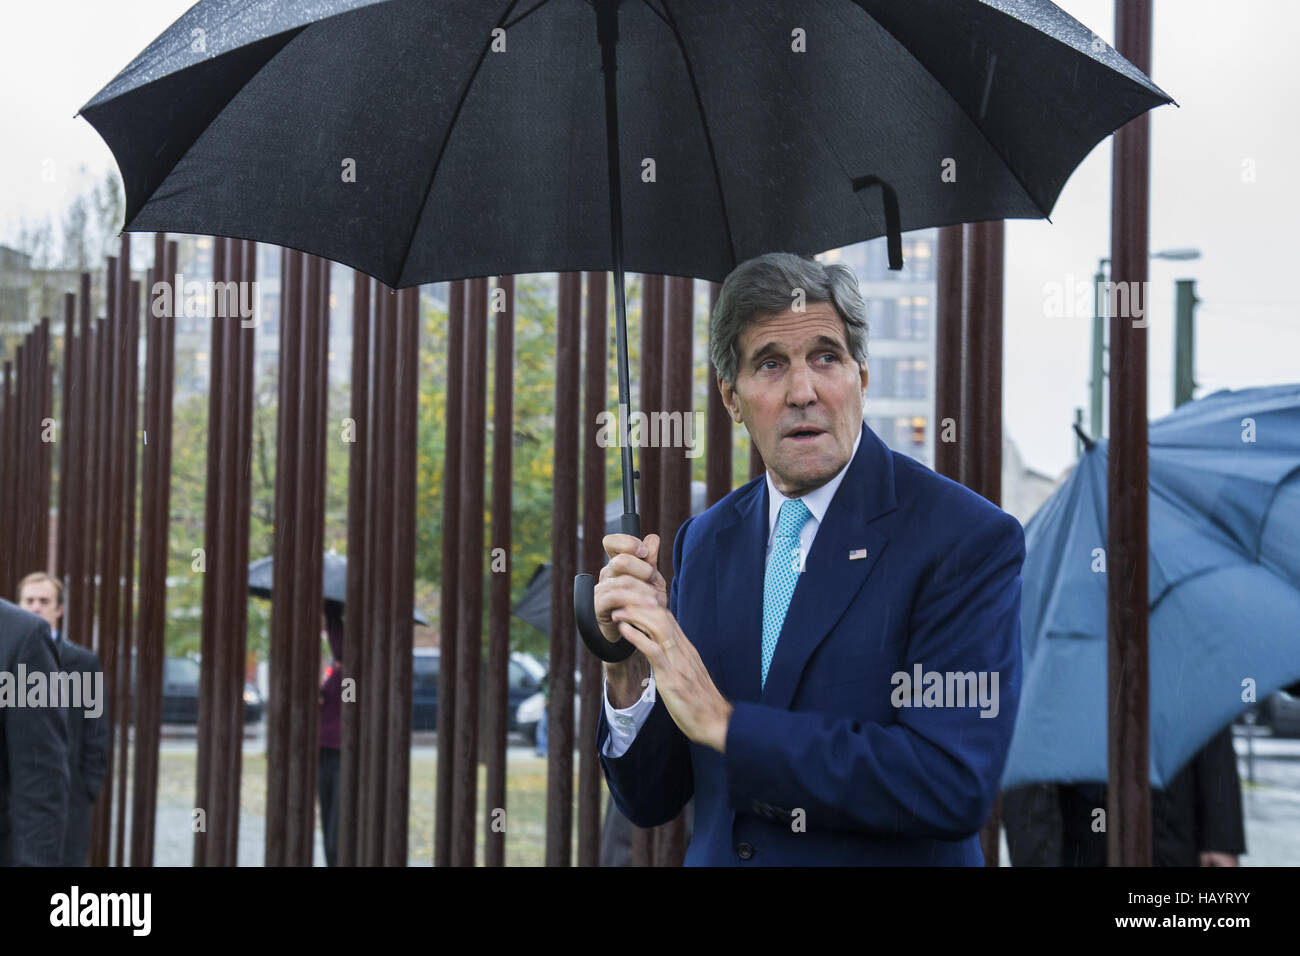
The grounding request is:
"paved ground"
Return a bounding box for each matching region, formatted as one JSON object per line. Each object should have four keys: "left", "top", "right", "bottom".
{"left": 130, "top": 724, "right": 1300, "bottom": 866}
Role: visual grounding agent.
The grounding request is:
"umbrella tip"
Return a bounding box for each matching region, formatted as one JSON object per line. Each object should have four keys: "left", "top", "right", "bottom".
{"left": 1071, "top": 421, "right": 1096, "bottom": 451}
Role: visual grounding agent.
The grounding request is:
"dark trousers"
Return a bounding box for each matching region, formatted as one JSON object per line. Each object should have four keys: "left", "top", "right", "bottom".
{"left": 318, "top": 746, "right": 340, "bottom": 867}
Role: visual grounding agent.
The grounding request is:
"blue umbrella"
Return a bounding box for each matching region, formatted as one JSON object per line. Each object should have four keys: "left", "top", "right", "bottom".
{"left": 1003, "top": 383, "right": 1300, "bottom": 789}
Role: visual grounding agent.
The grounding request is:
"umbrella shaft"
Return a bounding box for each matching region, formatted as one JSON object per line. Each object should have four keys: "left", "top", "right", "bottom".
{"left": 597, "top": 0, "right": 638, "bottom": 520}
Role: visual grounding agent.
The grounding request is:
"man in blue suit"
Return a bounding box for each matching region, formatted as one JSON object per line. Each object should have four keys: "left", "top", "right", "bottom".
{"left": 594, "top": 252, "right": 1024, "bottom": 865}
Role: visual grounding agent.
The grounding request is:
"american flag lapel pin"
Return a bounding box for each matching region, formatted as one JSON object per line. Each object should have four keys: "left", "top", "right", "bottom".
{"left": 849, "top": 548, "right": 868, "bottom": 560}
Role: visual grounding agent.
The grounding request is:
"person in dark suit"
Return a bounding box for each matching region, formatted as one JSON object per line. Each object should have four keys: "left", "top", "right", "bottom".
{"left": 0, "top": 596, "right": 69, "bottom": 865}
{"left": 593, "top": 252, "right": 1024, "bottom": 865}
{"left": 1006, "top": 724, "right": 1246, "bottom": 867}
{"left": 17, "top": 573, "right": 108, "bottom": 866}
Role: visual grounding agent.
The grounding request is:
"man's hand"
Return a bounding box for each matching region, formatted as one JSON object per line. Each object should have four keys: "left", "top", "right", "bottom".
{"left": 1198, "top": 851, "right": 1239, "bottom": 867}
{"left": 610, "top": 601, "right": 733, "bottom": 754}
{"left": 594, "top": 533, "right": 668, "bottom": 707}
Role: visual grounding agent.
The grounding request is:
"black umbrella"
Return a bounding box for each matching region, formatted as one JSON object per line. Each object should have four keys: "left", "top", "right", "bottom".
{"left": 80, "top": 0, "right": 1172, "bottom": 661}
{"left": 248, "top": 553, "right": 430, "bottom": 626}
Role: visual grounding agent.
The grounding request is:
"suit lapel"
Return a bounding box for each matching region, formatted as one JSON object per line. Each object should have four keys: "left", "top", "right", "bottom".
{"left": 759, "top": 424, "right": 899, "bottom": 712}
{"left": 713, "top": 478, "right": 767, "bottom": 704}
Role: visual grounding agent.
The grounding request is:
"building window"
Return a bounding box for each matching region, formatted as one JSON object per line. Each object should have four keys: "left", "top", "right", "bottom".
{"left": 868, "top": 298, "right": 898, "bottom": 339}
{"left": 896, "top": 296, "right": 930, "bottom": 341}
{"left": 904, "top": 239, "right": 933, "bottom": 280}
{"left": 898, "top": 358, "right": 928, "bottom": 399}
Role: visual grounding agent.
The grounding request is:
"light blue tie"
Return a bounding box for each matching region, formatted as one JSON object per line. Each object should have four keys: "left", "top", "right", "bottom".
{"left": 761, "top": 497, "right": 811, "bottom": 689}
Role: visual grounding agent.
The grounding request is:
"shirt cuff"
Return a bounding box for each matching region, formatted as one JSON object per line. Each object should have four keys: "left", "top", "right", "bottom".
{"left": 601, "top": 673, "right": 657, "bottom": 759}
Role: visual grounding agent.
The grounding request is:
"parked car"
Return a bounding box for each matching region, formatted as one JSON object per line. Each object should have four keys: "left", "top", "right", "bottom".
{"left": 130, "top": 654, "right": 263, "bottom": 725}
{"left": 411, "top": 649, "right": 545, "bottom": 735}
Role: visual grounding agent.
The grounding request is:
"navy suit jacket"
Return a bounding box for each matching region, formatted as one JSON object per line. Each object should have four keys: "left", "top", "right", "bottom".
{"left": 597, "top": 423, "right": 1025, "bottom": 865}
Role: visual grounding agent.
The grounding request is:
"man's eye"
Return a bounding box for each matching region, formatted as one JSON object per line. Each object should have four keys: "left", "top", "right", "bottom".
{"left": 759, "top": 360, "right": 778, "bottom": 370}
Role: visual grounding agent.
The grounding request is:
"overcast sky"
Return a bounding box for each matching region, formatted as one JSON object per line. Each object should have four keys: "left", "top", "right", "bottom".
{"left": 1, "top": 0, "right": 1296, "bottom": 479}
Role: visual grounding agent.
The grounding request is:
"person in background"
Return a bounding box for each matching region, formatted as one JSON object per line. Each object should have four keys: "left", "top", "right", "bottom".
{"left": 1005, "top": 722, "right": 1246, "bottom": 866}
{"left": 0, "top": 596, "right": 68, "bottom": 865}
{"left": 17, "top": 572, "right": 106, "bottom": 866}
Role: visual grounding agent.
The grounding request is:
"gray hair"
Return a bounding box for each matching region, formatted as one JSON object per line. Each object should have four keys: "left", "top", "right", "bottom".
{"left": 709, "top": 252, "right": 869, "bottom": 388}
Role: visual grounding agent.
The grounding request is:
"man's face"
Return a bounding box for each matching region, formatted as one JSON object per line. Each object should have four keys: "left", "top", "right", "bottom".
{"left": 718, "top": 301, "right": 868, "bottom": 498}
{"left": 19, "top": 580, "right": 63, "bottom": 632}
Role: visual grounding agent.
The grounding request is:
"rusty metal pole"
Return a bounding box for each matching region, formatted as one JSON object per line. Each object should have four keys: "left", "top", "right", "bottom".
{"left": 194, "top": 239, "right": 224, "bottom": 866}
{"left": 357, "top": 281, "right": 382, "bottom": 865}
{"left": 577, "top": 272, "right": 606, "bottom": 868}
{"left": 132, "top": 236, "right": 172, "bottom": 866}
{"left": 293, "top": 252, "right": 326, "bottom": 864}
{"left": 91, "top": 241, "right": 127, "bottom": 866}
{"left": 267, "top": 248, "right": 300, "bottom": 866}
{"left": 0, "top": 362, "right": 12, "bottom": 597}
{"left": 639, "top": 275, "right": 664, "bottom": 542}
{"left": 486, "top": 275, "right": 516, "bottom": 868}
{"left": 629, "top": 272, "right": 665, "bottom": 868}
{"left": 213, "top": 236, "right": 242, "bottom": 866}
{"left": 653, "top": 275, "right": 694, "bottom": 868}
{"left": 705, "top": 283, "right": 731, "bottom": 507}
{"left": 546, "top": 271, "right": 581, "bottom": 868}
{"left": 453, "top": 276, "right": 488, "bottom": 866}
{"left": 1108, "top": 0, "right": 1153, "bottom": 869}
{"left": 934, "top": 225, "right": 965, "bottom": 483}
{"left": 71, "top": 274, "right": 93, "bottom": 650}
{"left": 962, "top": 220, "right": 1006, "bottom": 866}
{"left": 435, "top": 279, "right": 465, "bottom": 867}
{"left": 42, "top": 321, "right": 55, "bottom": 570}
{"left": 288, "top": 251, "right": 318, "bottom": 864}
{"left": 225, "top": 240, "right": 257, "bottom": 866}
{"left": 216, "top": 235, "right": 241, "bottom": 866}
{"left": 115, "top": 276, "right": 141, "bottom": 868}
{"left": 385, "top": 285, "right": 418, "bottom": 865}
{"left": 58, "top": 294, "right": 75, "bottom": 578}
{"left": 362, "top": 282, "right": 397, "bottom": 865}
{"left": 340, "top": 269, "right": 370, "bottom": 867}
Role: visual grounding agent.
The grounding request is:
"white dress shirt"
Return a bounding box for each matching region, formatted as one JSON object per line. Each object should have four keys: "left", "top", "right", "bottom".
{"left": 601, "top": 422, "right": 864, "bottom": 758}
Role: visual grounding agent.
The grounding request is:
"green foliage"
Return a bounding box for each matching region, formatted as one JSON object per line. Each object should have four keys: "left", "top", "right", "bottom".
{"left": 164, "top": 359, "right": 349, "bottom": 661}
{"left": 159, "top": 272, "right": 756, "bottom": 669}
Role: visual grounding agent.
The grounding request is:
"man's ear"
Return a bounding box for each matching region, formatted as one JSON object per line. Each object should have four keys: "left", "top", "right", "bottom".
{"left": 717, "top": 373, "right": 741, "bottom": 423}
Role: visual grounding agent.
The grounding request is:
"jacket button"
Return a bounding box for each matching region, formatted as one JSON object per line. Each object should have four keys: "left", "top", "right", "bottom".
{"left": 736, "top": 842, "right": 754, "bottom": 861}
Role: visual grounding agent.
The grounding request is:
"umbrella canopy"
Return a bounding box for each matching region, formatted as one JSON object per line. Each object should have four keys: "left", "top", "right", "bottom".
{"left": 79, "top": 0, "right": 1173, "bottom": 662}
{"left": 248, "top": 553, "right": 430, "bottom": 626}
{"left": 1002, "top": 384, "right": 1300, "bottom": 790}
{"left": 77, "top": 0, "right": 1172, "bottom": 287}
{"left": 514, "top": 480, "right": 709, "bottom": 632}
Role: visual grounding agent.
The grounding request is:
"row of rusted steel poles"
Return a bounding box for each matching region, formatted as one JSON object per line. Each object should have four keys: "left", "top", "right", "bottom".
{"left": 264, "top": 249, "right": 330, "bottom": 864}
{"left": 193, "top": 237, "right": 256, "bottom": 865}
{"left": 3, "top": 234, "right": 180, "bottom": 867}
{"left": 132, "top": 234, "right": 179, "bottom": 865}
{"left": 337, "top": 277, "right": 421, "bottom": 866}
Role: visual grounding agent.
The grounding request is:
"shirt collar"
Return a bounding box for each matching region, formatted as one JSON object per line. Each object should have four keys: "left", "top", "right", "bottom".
{"left": 765, "top": 421, "right": 863, "bottom": 544}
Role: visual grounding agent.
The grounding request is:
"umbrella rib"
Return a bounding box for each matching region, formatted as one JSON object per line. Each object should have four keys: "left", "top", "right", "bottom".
{"left": 503, "top": 0, "right": 556, "bottom": 30}
{"left": 656, "top": 0, "right": 738, "bottom": 269}
{"left": 846, "top": 0, "right": 1048, "bottom": 217}
{"left": 392, "top": 0, "right": 536, "bottom": 287}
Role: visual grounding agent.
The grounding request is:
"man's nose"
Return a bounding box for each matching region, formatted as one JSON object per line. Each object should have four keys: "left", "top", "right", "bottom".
{"left": 787, "top": 360, "right": 817, "bottom": 406}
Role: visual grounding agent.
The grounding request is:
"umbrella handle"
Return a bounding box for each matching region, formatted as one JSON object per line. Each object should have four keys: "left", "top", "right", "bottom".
{"left": 574, "top": 573, "right": 636, "bottom": 663}
{"left": 574, "top": 510, "right": 640, "bottom": 663}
